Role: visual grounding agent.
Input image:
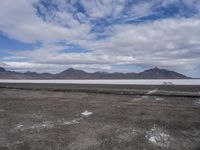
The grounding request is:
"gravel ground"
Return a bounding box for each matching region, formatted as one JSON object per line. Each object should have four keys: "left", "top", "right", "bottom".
{"left": 0, "top": 84, "right": 200, "bottom": 150}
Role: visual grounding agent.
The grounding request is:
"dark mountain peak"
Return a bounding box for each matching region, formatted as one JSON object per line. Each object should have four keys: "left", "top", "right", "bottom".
{"left": 146, "top": 67, "right": 164, "bottom": 72}
{"left": 66, "top": 67, "right": 76, "bottom": 71}
{"left": 94, "top": 71, "right": 109, "bottom": 74}
{"left": 61, "top": 67, "right": 86, "bottom": 74}
{"left": 56, "top": 67, "right": 89, "bottom": 79}
{"left": 137, "top": 67, "right": 190, "bottom": 79}
{"left": 152, "top": 67, "right": 160, "bottom": 70}
{"left": 0, "top": 67, "right": 6, "bottom": 72}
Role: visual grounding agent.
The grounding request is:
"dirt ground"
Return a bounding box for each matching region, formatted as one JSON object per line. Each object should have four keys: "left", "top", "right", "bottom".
{"left": 0, "top": 84, "right": 200, "bottom": 150}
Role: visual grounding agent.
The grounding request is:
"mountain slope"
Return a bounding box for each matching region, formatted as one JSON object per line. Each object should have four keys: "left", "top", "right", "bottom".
{"left": 0, "top": 67, "right": 6, "bottom": 72}
{"left": 55, "top": 68, "right": 91, "bottom": 79}
{"left": 136, "top": 67, "right": 190, "bottom": 79}
{"left": 0, "top": 68, "right": 54, "bottom": 79}
{"left": 0, "top": 67, "right": 190, "bottom": 79}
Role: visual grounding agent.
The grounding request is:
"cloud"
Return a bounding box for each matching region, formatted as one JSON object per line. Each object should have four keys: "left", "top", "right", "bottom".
{"left": 3, "top": 61, "right": 112, "bottom": 73}
{"left": 0, "top": 0, "right": 92, "bottom": 43}
{"left": 80, "top": 0, "right": 126, "bottom": 18}
{"left": 75, "top": 18, "right": 200, "bottom": 71}
{"left": 0, "top": 0, "right": 200, "bottom": 76}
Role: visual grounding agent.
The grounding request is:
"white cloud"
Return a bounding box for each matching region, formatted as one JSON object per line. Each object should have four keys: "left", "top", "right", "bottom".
{"left": 2, "top": 18, "right": 200, "bottom": 73}
{"left": 0, "top": 0, "right": 92, "bottom": 43}
{"left": 82, "top": 18, "right": 200, "bottom": 70}
{"left": 80, "top": 0, "right": 125, "bottom": 18}
{"left": 0, "top": 0, "right": 200, "bottom": 76}
{"left": 3, "top": 61, "right": 112, "bottom": 73}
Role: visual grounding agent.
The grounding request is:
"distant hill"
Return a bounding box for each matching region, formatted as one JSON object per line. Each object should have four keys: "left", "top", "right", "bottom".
{"left": 0, "top": 67, "right": 6, "bottom": 72}
{"left": 55, "top": 68, "right": 91, "bottom": 79}
{"left": 0, "top": 67, "right": 54, "bottom": 79}
{"left": 0, "top": 66, "right": 190, "bottom": 79}
{"left": 135, "top": 67, "right": 189, "bottom": 79}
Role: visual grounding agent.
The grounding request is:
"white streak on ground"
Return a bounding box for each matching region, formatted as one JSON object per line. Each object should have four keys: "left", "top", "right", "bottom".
{"left": 63, "top": 119, "right": 79, "bottom": 125}
{"left": 155, "top": 97, "right": 163, "bottom": 101}
{"left": 14, "top": 110, "right": 94, "bottom": 131}
{"left": 30, "top": 121, "right": 54, "bottom": 130}
{"left": 146, "top": 89, "right": 158, "bottom": 95}
{"left": 81, "top": 110, "right": 93, "bottom": 116}
{"left": 16, "top": 124, "right": 23, "bottom": 129}
{"left": 15, "top": 122, "right": 54, "bottom": 131}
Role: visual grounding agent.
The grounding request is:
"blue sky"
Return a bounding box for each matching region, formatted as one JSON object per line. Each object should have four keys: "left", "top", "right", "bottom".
{"left": 0, "top": 0, "right": 200, "bottom": 77}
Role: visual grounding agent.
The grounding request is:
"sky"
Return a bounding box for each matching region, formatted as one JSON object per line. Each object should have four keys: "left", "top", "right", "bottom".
{"left": 0, "top": 0, "right": 200, "bottom": 77}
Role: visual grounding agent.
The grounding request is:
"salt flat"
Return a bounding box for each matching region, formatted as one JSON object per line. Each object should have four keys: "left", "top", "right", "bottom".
{"left": 0, "top": 79, "right": 200, "bottom": 85}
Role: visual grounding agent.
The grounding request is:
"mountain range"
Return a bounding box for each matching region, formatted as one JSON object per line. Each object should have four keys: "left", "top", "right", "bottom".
{"left": 0, "top": 67, "right": 190, "bottom": 79}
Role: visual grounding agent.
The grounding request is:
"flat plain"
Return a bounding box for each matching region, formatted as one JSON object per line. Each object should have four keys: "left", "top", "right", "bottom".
{"left": 0, "top": 83, "right": 200, "bottom": 150}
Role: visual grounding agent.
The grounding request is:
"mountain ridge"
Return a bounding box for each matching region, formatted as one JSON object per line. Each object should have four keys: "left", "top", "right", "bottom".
{"left": 0, "top": 67, "right": 191, "bottom": 79}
